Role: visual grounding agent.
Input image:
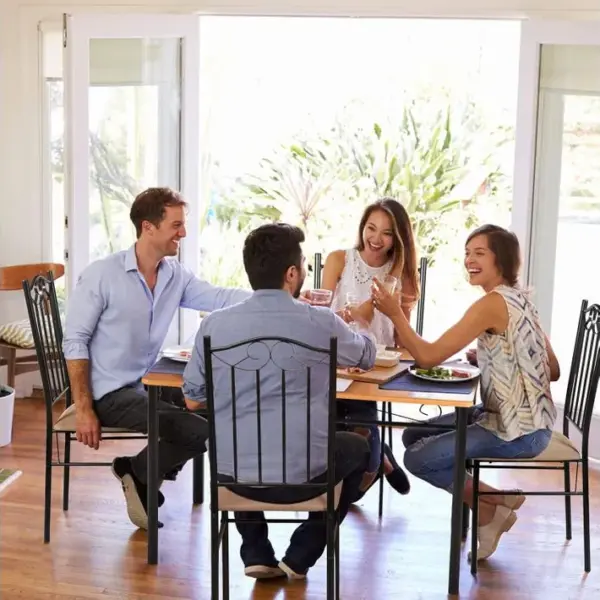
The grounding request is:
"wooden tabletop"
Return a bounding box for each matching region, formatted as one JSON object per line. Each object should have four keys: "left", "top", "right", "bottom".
{"left": 142, "top": 361, "right": 476, "bottom": 408}
{"left": 336, "top": 379, "right": 475, "bottom": 407}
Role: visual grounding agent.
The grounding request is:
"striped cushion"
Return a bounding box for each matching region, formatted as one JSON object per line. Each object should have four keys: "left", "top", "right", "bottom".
{"left": 0, "top": 320, "right": 34, "bottom": 349}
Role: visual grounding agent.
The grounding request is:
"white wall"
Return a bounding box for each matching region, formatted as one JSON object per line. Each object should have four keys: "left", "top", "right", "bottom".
{"left": 1, "top": 0, "right": 600, "bottom": 395}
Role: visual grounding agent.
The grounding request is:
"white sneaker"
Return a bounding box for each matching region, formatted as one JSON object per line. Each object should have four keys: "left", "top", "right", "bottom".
{"left": 469, "top": 505, "right": 517, "bottom": 562}
{"left": 244, "top": 564, "right": 285, "bottom": 579}
{"left": 278, "top": 560, "right": 307, "bottom": 580}
{"left": 503, "top": 489, "right": 525, "bottom": 510}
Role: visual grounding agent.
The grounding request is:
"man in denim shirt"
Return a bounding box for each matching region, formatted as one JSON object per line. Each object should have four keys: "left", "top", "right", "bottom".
{"left": 183, "top": 223, "right": 375, "bottom": 580}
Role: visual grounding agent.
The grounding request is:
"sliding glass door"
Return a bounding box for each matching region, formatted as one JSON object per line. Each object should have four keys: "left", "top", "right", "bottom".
{"left": 62, "top": 14, "right": 200, "bottom": 344}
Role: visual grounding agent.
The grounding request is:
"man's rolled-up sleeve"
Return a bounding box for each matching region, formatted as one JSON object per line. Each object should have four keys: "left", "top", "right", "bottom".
{"left": 182, "top": 320, "right": 208, "bottom": 401}
{"left": 62, "top": 266, "right": 106, "bottom": 360}
{"left": 330, "top": 313, "right": 377, "bottom": 370}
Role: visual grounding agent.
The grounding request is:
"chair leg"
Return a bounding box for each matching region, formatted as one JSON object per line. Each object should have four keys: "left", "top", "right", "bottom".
{"left": 326, "top": 512, "right": 335, "bottom": 599}
{"left": 582, "top": 459, "right": 591, "bottom": 572}
{"left": 378, "top": 433, "right": 385, "bottom": 519}
{"left": 386, "top": 402, "right": 393, "bottom": 451}
{"left": 222, "top": 513, "right": 229, "bottom": 600}
{"left": 6, "top": 347, "right": 16, "bottom": 390}
{"left": 462, "top": 462, "right": 471, "bottom": 540}
{"left": 563, "top": 462, "right": 572, "bottom": 541}
{"left": 335, "top": 519, "right": 340, "bottom": 600}
{"left": 470, "top": 463, "right": 479, "bottom": 575}
{"left": 63, "top": 433, "right": 71, "bottom": 511}
{"left": 211, "top": 511, "right": 219, "bottom": 600}
{"left": 44, "top": 432, "right": 53, "bottom": 543}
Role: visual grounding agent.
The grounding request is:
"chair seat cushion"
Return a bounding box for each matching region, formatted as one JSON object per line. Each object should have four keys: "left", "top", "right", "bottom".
{"left": 54, "top": 404, "right": 139, "bottom": 434}
{"left": 0, "top": 319, "right": 35, "bottom": 349}
{"left": 216, "top": 482, "right": 343, "bottom": 512}
{"left": 477, "top": 431, "right": 580, "bottom": 462}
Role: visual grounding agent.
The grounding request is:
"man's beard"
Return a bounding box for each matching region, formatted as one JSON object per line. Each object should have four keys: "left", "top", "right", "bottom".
{"left": 292, "top": 276, "right": 305, "bottom": 299}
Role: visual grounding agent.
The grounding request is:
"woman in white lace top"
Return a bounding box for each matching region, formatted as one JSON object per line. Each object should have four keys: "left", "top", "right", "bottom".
{"left": 372, "top": 224, "right": 560, "bottom": 562}
{"left": 322, "top": 198, "right": 420, "bottom": 502}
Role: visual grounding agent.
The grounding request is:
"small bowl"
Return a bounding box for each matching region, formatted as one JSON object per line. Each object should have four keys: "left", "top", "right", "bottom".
{"left": 375, "top": 351, "right": 400, "bottom": 368}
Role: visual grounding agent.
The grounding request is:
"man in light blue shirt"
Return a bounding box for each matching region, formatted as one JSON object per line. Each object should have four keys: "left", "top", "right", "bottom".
{"left": 183, "top": 223, "right": 374, "bottom": 580}
{"left": 63, "top": 187, "right": 250, "bottom": 530}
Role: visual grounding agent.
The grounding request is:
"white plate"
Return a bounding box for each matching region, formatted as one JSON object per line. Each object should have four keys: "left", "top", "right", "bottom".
{"left": 408, "top": 363, "right": 480, "bottom": 383}
{"left": 162, "top": 346, "right": 193, "bottom": 363}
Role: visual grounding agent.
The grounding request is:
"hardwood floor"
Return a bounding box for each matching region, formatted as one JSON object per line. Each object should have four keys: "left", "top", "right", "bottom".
{"left": 1, "top": 398, "right": 599, "bottom": 599}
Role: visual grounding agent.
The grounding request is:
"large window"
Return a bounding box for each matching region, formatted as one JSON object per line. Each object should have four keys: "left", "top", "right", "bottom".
{"left": 196, "top": 17, "right": 519, "bottom": 338}
{"left": 45, "top": 16, "right": 520, "bottom": 341}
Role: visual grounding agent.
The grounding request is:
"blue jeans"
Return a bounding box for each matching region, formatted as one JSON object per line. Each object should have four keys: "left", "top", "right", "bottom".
{"left": 230, "top": 432, "right": 369, "bottom": 573}
{"left": 401, "top": 405, "right": 552, "bottom": 491}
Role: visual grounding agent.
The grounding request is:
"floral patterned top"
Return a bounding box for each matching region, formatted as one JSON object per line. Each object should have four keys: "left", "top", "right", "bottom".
{"left": 476, "top": 285, "right": 557, "bottom": 441}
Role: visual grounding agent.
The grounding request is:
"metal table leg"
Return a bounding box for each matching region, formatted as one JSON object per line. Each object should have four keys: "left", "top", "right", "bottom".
{"left": 448, "top": 407, "right": 468, "bottom": 595}
{"left": 147, "top": 385, "right": 159, "bottom": 565}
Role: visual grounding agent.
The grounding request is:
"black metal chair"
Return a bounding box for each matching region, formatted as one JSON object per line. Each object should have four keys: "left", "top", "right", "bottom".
{"left": 22, "top": 272, "right": 147, "bottom": 543}
{"left": 470, "top": 299, "right": 599, "bottom": 573}
{"left": 204, "top": 335, "right": 342, "bottom": 600}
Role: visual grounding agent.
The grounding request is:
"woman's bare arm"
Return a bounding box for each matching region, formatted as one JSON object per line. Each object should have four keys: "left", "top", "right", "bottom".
{"left": 545, "top": 334, "right": 561, "bottom": 381}
{"left": 373, "top": 282, "right": 508, "bottom": 369}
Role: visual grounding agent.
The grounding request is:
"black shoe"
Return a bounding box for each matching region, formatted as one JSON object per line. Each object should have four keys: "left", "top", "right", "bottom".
{"left": 111, "top": 457, "right": 164, "bottom": 529}
{"left": 163, "top": 462, "right": 185, "bottom": 482}
{"left": 350, "top": 471, "right": 382, "bottom": 503}
{"left": 383, "top": 444, "right": 411, "bottom": 495}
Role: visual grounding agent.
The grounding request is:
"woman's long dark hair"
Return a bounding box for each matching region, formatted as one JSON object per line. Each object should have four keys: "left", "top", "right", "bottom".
{"left": 356, "top": 198, "right": 419, "bottom": 300}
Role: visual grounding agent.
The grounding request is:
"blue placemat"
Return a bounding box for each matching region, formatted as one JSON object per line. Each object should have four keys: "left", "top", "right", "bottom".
{"left": 379, "top": 370, "right": 475, "bottom": 395}
{"left": 149, "top": 357, "right": 187, "bottom": 376}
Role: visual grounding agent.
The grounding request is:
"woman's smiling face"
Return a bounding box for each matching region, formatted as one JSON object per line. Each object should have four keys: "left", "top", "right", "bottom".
{"left": 361, "top": 209, "right": 394, "bottom": 262}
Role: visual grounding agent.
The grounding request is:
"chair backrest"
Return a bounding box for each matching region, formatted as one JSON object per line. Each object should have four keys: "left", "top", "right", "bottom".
{"left": 22, "top": 273, "right": 70, "bottom": 420}
{"left": 415, "top": 256, "right": 428, "bottom": 336}
{"left": 312, "top": 252, "right": 323, "bottom": 289}
{"left": 0, "top": 263, "right": 64, "bottom": 291}
{"left": 562, "top": 300, "right": 600, "bottom": 448}
{"left": 204, "top": 335, "right": 338, "bottom": 503}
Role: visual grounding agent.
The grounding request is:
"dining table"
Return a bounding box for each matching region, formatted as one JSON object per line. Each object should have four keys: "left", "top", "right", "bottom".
{"left": 141, "top": 349, "right": 477, "bottom": 596}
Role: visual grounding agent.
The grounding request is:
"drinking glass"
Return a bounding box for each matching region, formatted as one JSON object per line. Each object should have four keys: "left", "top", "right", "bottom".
{"left": 310, "top": 289, "right": 333, "bottom": 306}
{"left": 345, "top": 292, "right": 360, "bottom": 309}
{"left": 382, "top": 274, "right": 398, "bottom": 294}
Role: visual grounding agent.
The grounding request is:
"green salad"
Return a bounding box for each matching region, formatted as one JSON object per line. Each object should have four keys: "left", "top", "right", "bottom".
{"left": 414, "top": 366, "right": 453, "bottom": 380}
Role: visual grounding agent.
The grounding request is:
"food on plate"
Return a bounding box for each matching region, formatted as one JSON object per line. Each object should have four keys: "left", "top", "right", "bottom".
{"left": 342, "top": 366, "right": 370, "bottom": 374}
{"left": 414, "top": 366, "right": 471, "bottom": 380}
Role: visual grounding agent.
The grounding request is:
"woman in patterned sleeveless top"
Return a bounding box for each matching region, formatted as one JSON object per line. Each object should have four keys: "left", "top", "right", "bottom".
{"left": 322, "top": 198, "right": 420, "bottom": 502}
{"left": 371, "top": 224, "right": 560, "bottom": 561}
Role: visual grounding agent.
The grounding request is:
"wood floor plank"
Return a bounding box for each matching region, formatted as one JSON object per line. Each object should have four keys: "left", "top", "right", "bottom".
{"left": 1, "top": 399, "right": 600, "bottom": 599}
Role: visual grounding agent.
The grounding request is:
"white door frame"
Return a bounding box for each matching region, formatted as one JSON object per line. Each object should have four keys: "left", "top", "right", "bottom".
{"left": 512, "top": 19, "right": 600, "bottom": 327}
{"left": 63, "top": 13, "right": 200, "bottom": 343}
{"left": 512, "top": 20, "right": 600, "bottom": 454}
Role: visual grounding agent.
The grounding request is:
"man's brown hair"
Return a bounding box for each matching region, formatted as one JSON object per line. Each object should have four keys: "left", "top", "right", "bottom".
{"left": 129, "top": 187, "right": 187, "bottom": 238}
